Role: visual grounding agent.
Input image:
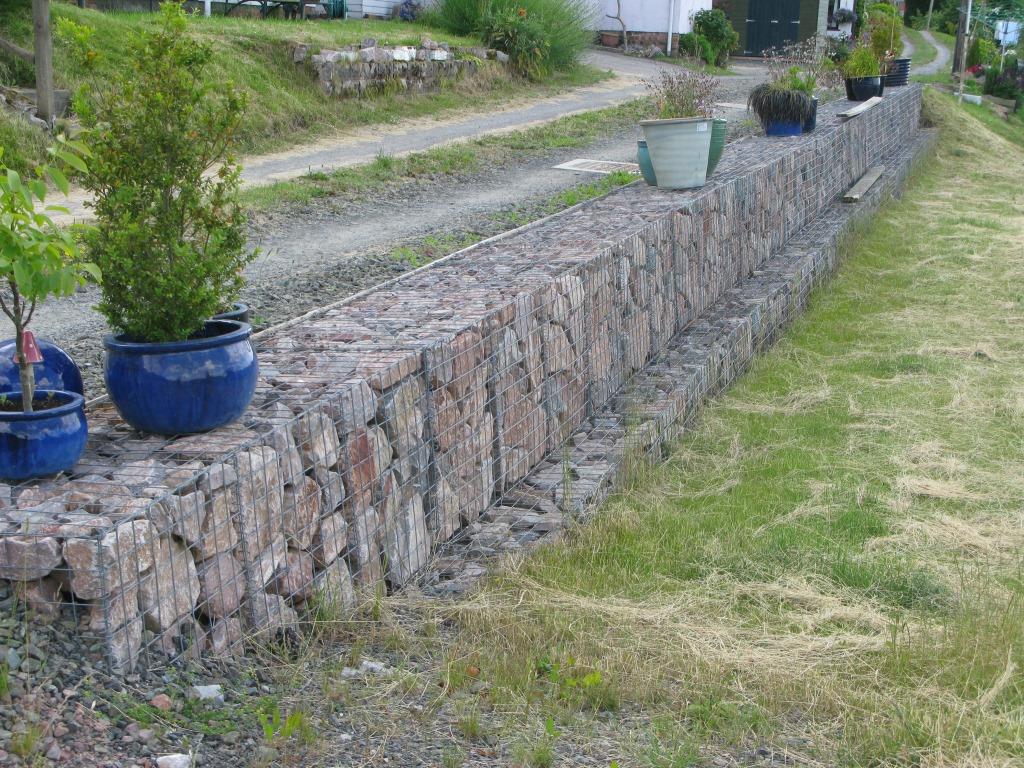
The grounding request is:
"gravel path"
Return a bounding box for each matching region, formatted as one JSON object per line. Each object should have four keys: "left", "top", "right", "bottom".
{"left": 917, "top": 30, "right": 952, "bottom": 75}
{"left": 10, "top": 64, "right": 764, "bottom": 398}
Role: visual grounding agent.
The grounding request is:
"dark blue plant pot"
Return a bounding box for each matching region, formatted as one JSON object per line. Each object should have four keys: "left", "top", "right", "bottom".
{"left": 803, "top": 97, "right": 819, "bottom": 133}
{"left": 0, "top": 390, "right": 88, "bottom": 481}
{"left": 765, "top": 120, "right": 803, "bottom": 137}
{"left": 212, "top": 302, "right": 250, "bottom": 324}
{"left": 636, "top": 140, "right": 657, "bottom": 186}
{"left": 0, "top": 338, "right": 84, "bottom": 396}
{"left": 104, "top": 320, "right": 258, "bottom": 435}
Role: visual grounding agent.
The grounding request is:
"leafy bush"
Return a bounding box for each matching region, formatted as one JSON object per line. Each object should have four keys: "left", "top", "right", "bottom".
{"left": 397, "top": 0, "right": 420, "bottom": 21}
{"left": 54, "top": 17, "right": 99, "bottom": 70}
{"left": 0, "top": 139, "right": 98, "bottom": 409}
{"left": 81, "top": 3, "right": 252, "bottom": 343}
{"left": 966, "top": 36, "right": 998, "bottom": 69}
{"left": 690, "top": 8, "right": 739, "bottom": 67}
{"left": 984, "top": 66, "right": 1024, "bottom": 100}
{"left": 434, "top": 0, "right": 594, "bottom": 73}
{"left": 678, "top": 32, "right": 716, "bottom": 67}
{"left": 844, "top": 45, "right": 882, "bottom": 77}
{"left": 476, "top": 5, "right": 550, "bottom": 80}
{"left": 643, "top": 70, "right": 717, "bottom": 120}
{"left": 867, "top": 2, "right": 899, "bottom": 18}
{"left": 869, "top": 10, "right": 904, "bottom": 60}
{"left": 834, "top": 8, "right": 856, "bottom": 25}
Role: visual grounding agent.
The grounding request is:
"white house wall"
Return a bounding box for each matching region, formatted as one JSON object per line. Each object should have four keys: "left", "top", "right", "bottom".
{"left": 597, "top": 0, "right": 712, "bottom": 34}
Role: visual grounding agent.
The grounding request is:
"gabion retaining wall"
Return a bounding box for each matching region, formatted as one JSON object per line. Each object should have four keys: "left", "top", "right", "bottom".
{"left": 0, "top": 86, "right": 924, "bottom": 673}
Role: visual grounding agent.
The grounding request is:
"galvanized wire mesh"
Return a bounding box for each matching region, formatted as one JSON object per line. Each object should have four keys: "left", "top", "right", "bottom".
{"left": 0, "top": 86, "right": 927, "bottom": 674}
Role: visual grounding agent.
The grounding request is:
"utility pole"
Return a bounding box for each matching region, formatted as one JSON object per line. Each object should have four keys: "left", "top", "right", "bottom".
{"left": 32, "top": 0, "right": 54, "bottom": 127}
{"left": 956, "top": 0, "right": 973, "bottom": 99}
{"left": 952, "top": 0, "right": 969, "bottom": 75}
{"left": 925, "top": 0, "right": 935, "bottom": 30}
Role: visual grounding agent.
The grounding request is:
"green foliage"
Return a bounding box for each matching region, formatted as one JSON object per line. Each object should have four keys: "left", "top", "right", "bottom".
{"left": 678, "top": 32, "right": 717, "bottom": 67}
{"left": 0, "top": 139, "right": 99, "bottom": 410}
{"left": 867, "top": 2, "right": 900, "bottom": 18}
{"left": 854, "top": 0, "right": 868, "bottom": 36}
{"left": 869, "top": 8, "right": 905, "bottom": 60}
{"left": 844, "top": 45, "right": 882, "bottom": 77}
{"left": 54, "top": 16, "right": 99, "bottom": 70}
{"left": 82, "top": 3, "right": 252, "bottom": 343}
{"left": 434, "top": 0, "right": 594, "bottom": 73}
{"left": 258, "top": 704, "right": 315, "bottom": 746}
{"left": 690, "top": 8, "right": 739, "bottom": 67}
{"left": 967, "top": 36, "right": 998, "bottom": 68}
{"left": 476, "top": 5, "right": 550, "bottom": 80}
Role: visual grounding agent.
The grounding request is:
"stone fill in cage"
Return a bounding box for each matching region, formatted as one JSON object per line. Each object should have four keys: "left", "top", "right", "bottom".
{"left": 0, "top": 86, "right": 926, "bottom": 673}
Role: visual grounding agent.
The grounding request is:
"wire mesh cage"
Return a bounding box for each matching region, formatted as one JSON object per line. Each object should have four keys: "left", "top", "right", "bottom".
{"left": 0, "top": 87, "right": 927, "bottom": 674}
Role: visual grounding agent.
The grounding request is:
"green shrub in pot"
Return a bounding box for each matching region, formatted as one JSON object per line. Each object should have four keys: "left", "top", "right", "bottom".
{"left": 80, "top": 2, "right": 259, "bottom": 435}
{"left": 843, "top": 45, "right": 884, "bottom": 101}
{"left": 748, "top": 67, "right": 817, "bottom": 136}
{"left": 639, "top": 70, "right": 718, "bottom": 190}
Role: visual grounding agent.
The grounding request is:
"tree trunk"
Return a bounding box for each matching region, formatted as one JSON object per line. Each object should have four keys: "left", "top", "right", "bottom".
{"left": 15, "top": 332, "right": 34, "bottom": 414}
{"left": 32, "top": 0, "right": 54, "bottom": 127}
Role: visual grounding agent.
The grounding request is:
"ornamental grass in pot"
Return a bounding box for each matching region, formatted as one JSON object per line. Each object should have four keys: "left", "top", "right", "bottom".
{"left": 748, "top": 66, "right": 817, "bottom": 137}
{"left": 639, "top": 70, "right": 719, "bottom": 190}
{"left": 82, "top": 4, "right": 257, "bottom": 436}
{"left": 0, "top": 141, "right": 97, "bottom": 479}
{"left": 843, "top": 45, "right": 884, "bottom": 101}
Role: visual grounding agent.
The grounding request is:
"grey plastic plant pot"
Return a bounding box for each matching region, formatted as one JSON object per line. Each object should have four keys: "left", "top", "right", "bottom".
{"left": 639, "top": 117, "right": 713, "bottom": 190}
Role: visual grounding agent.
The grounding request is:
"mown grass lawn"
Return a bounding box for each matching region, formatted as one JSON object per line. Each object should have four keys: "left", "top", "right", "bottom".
{"left": 436, "top": 91, "right": 1024, "bottom": 766}
{"left": 0, "top": 2, "right": 607, "bottom": 175}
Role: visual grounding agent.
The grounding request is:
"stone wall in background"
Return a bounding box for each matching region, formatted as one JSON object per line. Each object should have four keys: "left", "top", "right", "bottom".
{"left": 292, "top": 39, "right": 509, "bottom": 97}
{"left": 0, "top": 86, "right": 924, "bottom": 673}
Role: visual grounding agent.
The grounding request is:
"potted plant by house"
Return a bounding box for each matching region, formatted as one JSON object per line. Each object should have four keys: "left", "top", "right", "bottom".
{"left": 82, "top": 3, "right": 257, "bottom": 436}
{"left": 0, "top": 141, "right": 97, "bottom": 480}
{"left": 748, "top": 66, "right": 818, "bottom": 137}
{"left": 639, "top": 70, "right": 718, "bottom": 189}
{"left": 843, "top": 45, "right": 884, "bottom": 101}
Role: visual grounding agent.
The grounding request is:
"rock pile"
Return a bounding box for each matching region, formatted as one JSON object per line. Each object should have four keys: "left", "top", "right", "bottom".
{"left": 292, "top": 37, "right": 509, "bottom": 98}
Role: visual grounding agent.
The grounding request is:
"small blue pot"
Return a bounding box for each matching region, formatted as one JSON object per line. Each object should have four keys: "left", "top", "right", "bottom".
{"left": 636, "top": 140, "right": 657, "bottom": 186}
{"left": 0, "top": 338, "right": 84, "bottom": 396}
{"left": 0, "top": 390, "right": 87, "bottom": 481}
{"left": 104, "top": 320, "right": 258, "bottom": 435}
{"left": 765, "top": 120, "right": 804, "bottom": 137}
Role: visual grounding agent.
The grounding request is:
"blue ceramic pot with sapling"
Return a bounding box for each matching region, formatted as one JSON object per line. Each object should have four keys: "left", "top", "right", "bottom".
{"left": 0, "top": 390, "right": 88, "bottom": 481}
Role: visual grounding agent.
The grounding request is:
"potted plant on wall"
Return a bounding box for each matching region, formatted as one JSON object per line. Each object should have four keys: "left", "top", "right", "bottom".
{"left": 0, "top": 141, "right": 97, "bottom": 479}
{"left": 82, "top": 3, "right": 258, "bottom": 436}
{"left": 639, "top": 70, "right": 718, "bottom": 190}
{"left": 843, "top": 45, "right": 884, "bottom": 101}
{"left": 748, "top": 66, "right": 818, "bottom": 137}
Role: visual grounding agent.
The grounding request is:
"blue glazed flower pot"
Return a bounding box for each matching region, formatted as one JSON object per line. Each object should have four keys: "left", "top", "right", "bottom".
{"left": 0, "top": 338, "right": 84, "bottom": 396}
{"left": 636, "top": 140, "right": 657, "bottom": 186}
{"left": 212, "top": 302, "right": 250, "bottom": 324}
{"left": 765, "top": 120, "right": 804, "bottom": 137}
{"left": 0, "top": 390, "right": 88, "bottom": 481}
{"left": 104, "top": 320, "right": 259, "bottom": 435}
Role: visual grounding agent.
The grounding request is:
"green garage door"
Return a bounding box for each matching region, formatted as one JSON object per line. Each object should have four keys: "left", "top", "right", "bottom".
{"left": 745, "top": 0, "right": 802, "bottom": 55}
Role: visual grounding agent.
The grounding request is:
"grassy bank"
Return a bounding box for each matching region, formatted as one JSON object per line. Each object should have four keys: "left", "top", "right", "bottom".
{"left": 0, "top": 2, "right": 607, "bottom": 175}
{"left": 904, "top": 26, "right": 937, "bottom": 68}
{"left": 432, "top": 90, "right": 1024, "bottom": 765}
{"left": 239, "top": 98, "right": 649, "bottom": 210}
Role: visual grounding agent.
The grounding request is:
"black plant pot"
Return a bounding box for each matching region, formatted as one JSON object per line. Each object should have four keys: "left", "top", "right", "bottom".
{"left": 802, "top": 97, "right": 818, "bottom": 133}
{"left": 884, "top": 58, "right": 911, "bottom": 87}
{"left": 845, "top": 76, "right": 884, "bottom": 101}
